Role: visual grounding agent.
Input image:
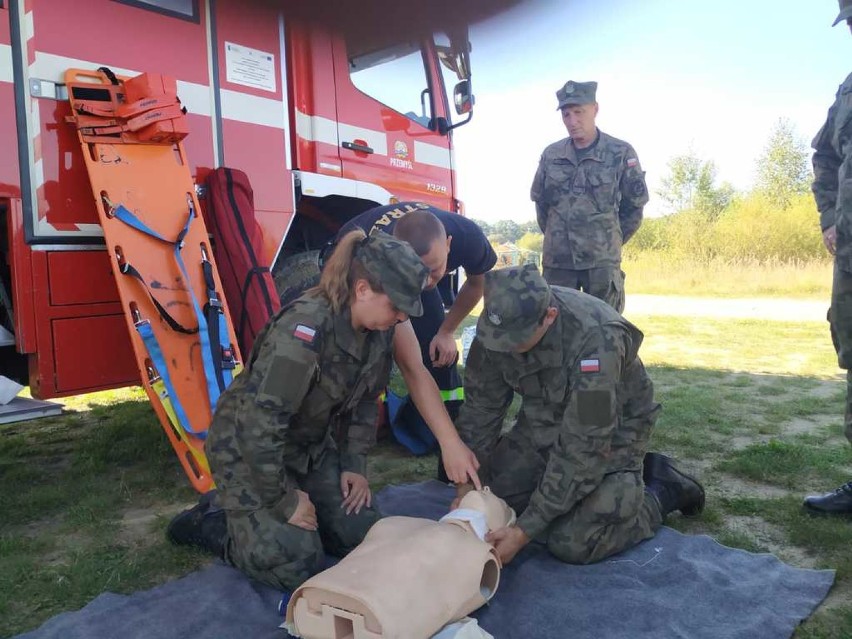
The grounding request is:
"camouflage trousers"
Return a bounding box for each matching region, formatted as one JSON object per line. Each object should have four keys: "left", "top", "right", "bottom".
{"left": 222, "top": 449, "right": 381, "bottom": 591}
{"left": 829, "top": 263, "right": 852, "bottom": 445}
{"left": 542, "top": 266, "right": 625, "bottom": 313}
{"left": 486, "top": 435, "right": 662, "bottom": 564}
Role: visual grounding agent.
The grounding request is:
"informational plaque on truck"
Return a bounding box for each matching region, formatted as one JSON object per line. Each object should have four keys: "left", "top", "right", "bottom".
{"left": 225, "top": 42, "right": 276, "bottom": 92}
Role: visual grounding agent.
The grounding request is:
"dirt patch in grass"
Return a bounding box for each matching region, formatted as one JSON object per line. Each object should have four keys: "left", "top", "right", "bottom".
{"left": 119, "top": 504, "right": 181, "bottom": 548}
{"left": 725, "top": 515, "right": 819, "bottom": 569}
{"left": 711, "top": 472, "right": 792, "bottom": 500}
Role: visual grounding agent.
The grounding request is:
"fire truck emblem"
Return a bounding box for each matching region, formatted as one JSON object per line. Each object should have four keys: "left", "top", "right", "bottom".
{"left": 394, "top": 140, "right": 409, "bottom": 159}
{"left": 390, "top": 140, "right": 413, "bottom": 170}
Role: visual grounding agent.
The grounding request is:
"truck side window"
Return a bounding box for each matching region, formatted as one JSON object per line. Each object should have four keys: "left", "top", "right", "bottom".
{"left": 347, "top": 39, "right": 432, "bottom": 129}
{"left": 114, "top": 0, "right": 199, "bottom": 22}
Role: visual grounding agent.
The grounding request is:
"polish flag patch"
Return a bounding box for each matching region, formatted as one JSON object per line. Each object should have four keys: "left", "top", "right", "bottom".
{"left": 627, "top": 158, "right": 638, "bottom": 168}
{"left": 293, "top": 324, "right": 317, "bottom": 344}
{"left": 580, "top": 358, "right": 600, "bottom": 373}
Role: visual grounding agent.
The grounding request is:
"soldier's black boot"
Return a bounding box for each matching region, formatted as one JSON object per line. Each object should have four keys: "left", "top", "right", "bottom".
{"left": 643, "top": 452, "right": 705, "bottom": 517}
{"left": 167, "top": 490, "right": 228, "bottom": 557}
{"left": 803, "top": 481, "right": 852, "bottom": 515}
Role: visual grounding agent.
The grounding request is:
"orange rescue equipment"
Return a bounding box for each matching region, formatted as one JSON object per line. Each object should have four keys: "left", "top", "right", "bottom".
{"left": 65, "top": 67, "right": 240, "bottom": 493}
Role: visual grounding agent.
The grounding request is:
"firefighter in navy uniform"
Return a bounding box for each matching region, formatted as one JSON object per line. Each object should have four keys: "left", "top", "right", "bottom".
{"left": 336, "top": 203, "right": 497, "bottom": 478}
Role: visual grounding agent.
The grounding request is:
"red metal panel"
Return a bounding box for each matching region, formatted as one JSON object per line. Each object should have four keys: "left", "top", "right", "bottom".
{"left": 36, "top": 98, "right": 100, "bottom": 230}
{"left": 0, "top": 5, "right": 19, "bottom": 197}
{"left": 51, "top": 315, "right": 138, "bottom": 393}
{"left": 35, "top": 0, "right": 208, "bottom": 84}
{"left": 25, "top": 247, "right": 137, "bottom": 398}
{"left": 28, "top": 0, "right": 215, "bottom": 238}
{"left": 215, "top": 0, "right": 283, "bottom": 102}
{"left": 184, "top": 113, "right": 216, "bottom": 187}
{"left": 7, "top": 200, "right": 35, "bottom": 353}
{"left": 213, "top": 0, "right": 295, "bottom": 263}
{"left": 290, "top": 23, "right": 339, "bottom": 174}
{"left": 0, "top": 83, "right": 21, "bottom": 198}
{"left": 221, "top": 118, "right": 293, "bottom": 264}
{"left": 47, "top": 251, "right": 119, "bottom": 306}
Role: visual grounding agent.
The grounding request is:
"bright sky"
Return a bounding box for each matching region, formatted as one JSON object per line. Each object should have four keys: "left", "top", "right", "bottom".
{"left": 452, "top": 0, "right": 851, "bottom": 222}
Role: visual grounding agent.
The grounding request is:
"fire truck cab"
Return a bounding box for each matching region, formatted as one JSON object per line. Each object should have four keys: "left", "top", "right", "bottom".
{"left": 0, "top": 0, "right": 474, "bottom": 399}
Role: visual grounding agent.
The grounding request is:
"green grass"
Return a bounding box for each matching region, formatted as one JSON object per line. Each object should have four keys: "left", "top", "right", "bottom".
{"left": 2, "top": 307, "right": 852, "bottom": 637}
{"left": 622, "top": 254, "right": 832, "bottom": 298}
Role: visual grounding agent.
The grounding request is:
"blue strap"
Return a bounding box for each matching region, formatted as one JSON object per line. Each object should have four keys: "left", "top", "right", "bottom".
{"left": 136, "top": 320, "right": 205, "bottom": 439}
{"left": 113, "top": 205, "right": 168, "bottom": 241}
{"left": 113, "top": 203, "right": 223, "bottom": 410}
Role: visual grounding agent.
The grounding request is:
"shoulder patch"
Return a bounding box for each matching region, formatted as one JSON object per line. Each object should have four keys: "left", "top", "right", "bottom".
{"left": 626, "top": 158, "right": 638, "bottom": 168}
{"left": 293, "top": 324, "right": 317, "bottom": 344}
{"left": 580, "top": 358, "right": 600, "bottom": 373}
{"left": 256, "top": 354, "right": 316, "bottom": 409}
{"left": 629, "top": 178, "right": 646, "bottom": 198}
{"left": 577, "top": 389, "right": 612, "bottom": 426}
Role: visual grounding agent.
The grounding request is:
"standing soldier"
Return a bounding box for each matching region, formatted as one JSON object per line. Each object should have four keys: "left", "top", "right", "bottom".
{"left": 453, "top": 265, "right": 704, "bottom": 565}
{"left": 531, "top": 80, "right": 648, "bottom": 312}
{"left": 803, "top": 0, "right": 852, "bottom": 516}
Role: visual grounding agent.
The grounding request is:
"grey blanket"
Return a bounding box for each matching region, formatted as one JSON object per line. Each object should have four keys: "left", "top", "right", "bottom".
{"left": 16, "top": 481, "right": 835, "bottom": 639}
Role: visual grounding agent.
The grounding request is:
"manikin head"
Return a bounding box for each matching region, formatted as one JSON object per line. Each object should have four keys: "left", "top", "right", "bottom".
{"left": 458, "top": 488, "right": 516, "bottom": 532}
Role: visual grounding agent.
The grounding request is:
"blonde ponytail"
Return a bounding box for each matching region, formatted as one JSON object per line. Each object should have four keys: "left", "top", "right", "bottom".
{"left": 317, "top": 229, "right": 383, "bottom": 313}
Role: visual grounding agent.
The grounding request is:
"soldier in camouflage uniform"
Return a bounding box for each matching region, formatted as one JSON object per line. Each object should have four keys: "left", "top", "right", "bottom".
{"left": 167, "top": 231, "right": 432, "bottom": 590}
{"left": 454, "top": 265, "right": 705, "bottom": 565}
{"left": 803, "top": 0, "right": 852, "bottom": 515}
{"left": 530, "top": 80, "right": 648, "bottom": 312}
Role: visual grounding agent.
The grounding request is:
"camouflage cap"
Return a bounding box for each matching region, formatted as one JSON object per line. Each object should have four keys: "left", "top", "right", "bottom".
{"left": 834, "top": 0, "right": 852, "bottom": 25}
{"left": 556, "top": 80, "right": 598, "bottom": 110}
{"left": 357, "top": 230, "right": 429, "bottom": 317}
{"left": 476, "top": 264, "right": 552, "bottom": 352}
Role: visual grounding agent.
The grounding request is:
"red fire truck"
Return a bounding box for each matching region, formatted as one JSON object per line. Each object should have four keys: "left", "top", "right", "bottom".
{"left": 0, "top": 0, "right": 489, "bottom": 400}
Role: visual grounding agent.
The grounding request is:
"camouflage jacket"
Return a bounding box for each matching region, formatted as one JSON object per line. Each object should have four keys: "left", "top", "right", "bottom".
{"left": 206, "top": 291, "right": 393, "bottom": 518}
{"left": 813, "top": 72, "right": 852, "bottom": 270}
{"left": 530, "top": 130, "right": 648, "bottom": 270}
{"left": 456, "top": 287, "right": 660, "bottom": 538}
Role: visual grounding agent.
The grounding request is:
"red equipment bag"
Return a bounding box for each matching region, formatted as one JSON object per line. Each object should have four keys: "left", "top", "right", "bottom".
{"left": 204, "top": 168, "right": 280, "bottom": 357}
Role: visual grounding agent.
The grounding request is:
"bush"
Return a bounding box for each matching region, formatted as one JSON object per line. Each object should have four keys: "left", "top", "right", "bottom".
{"left": 624, "top": 192, "right": 824, "bottom": 264}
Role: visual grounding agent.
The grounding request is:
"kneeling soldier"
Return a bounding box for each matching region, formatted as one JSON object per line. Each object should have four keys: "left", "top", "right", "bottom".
{"left": 454, "top": 264, "right": 705, "bottom": 565}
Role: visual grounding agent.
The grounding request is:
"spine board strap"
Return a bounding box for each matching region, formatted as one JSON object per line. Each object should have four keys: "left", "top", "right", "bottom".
{"left": 112, "top": 202, "right": 229, "bottom": 414}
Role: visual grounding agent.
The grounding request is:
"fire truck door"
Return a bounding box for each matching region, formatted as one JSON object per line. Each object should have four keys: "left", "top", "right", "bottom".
{"left": 331, "top": 34, "right": 453, "bottom": 209}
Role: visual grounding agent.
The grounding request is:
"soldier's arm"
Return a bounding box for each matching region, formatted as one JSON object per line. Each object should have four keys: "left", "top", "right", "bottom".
{"left": 340, "top": 392, "right": 380, "bottom": 477}
{"left": 238, "top": 318, "right": 320, "bottom": 519}
{"left": 618, "top": 146, "right": 648, "bottom": 243}
{"left": 516, "top": 325, "right": 631, "bottom": 539}
{"left": 531, "top": 156, "right": 549, "bottom": 233}
{"left": 812, "top": 104, "right": 841, "bottom": 231}
{"left": 393, "top": 321, "right": 463, "bottom": 446}
{"left": 455, "top": 338, "right": 514, "bottom": 478}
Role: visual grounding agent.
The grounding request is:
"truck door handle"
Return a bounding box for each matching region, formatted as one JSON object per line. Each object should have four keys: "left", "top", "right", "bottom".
{"left": 342, "top": 140, "right": 374, "bottom": 154}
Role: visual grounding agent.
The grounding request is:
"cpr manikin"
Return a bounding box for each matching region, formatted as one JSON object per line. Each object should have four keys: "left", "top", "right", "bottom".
{"left": 285, "top": 488, "right": 516, "bottom": 639}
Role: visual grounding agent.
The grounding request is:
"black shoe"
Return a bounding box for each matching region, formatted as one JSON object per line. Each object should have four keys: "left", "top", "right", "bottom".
{"left": 644, "top": 452, "right": 705, "bottom": 517}
{"left": 167, "top": 490, "right": 227, "bottom": 556}
{"left": 803, "top": 482, "right": 852, "bottom": 516}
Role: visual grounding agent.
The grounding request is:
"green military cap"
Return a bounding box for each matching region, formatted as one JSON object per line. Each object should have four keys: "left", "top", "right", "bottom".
{"left": 556, "top": 80, "right": 598, "bottom": 110}
{"left": 834, "top": 0, "right": 852, "bottom": 25}
{"left": 476, "top": 264, "right": 552, "bottom": 352}
{"left": 357, "top": 230, "right": 429, "bottom": 317}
